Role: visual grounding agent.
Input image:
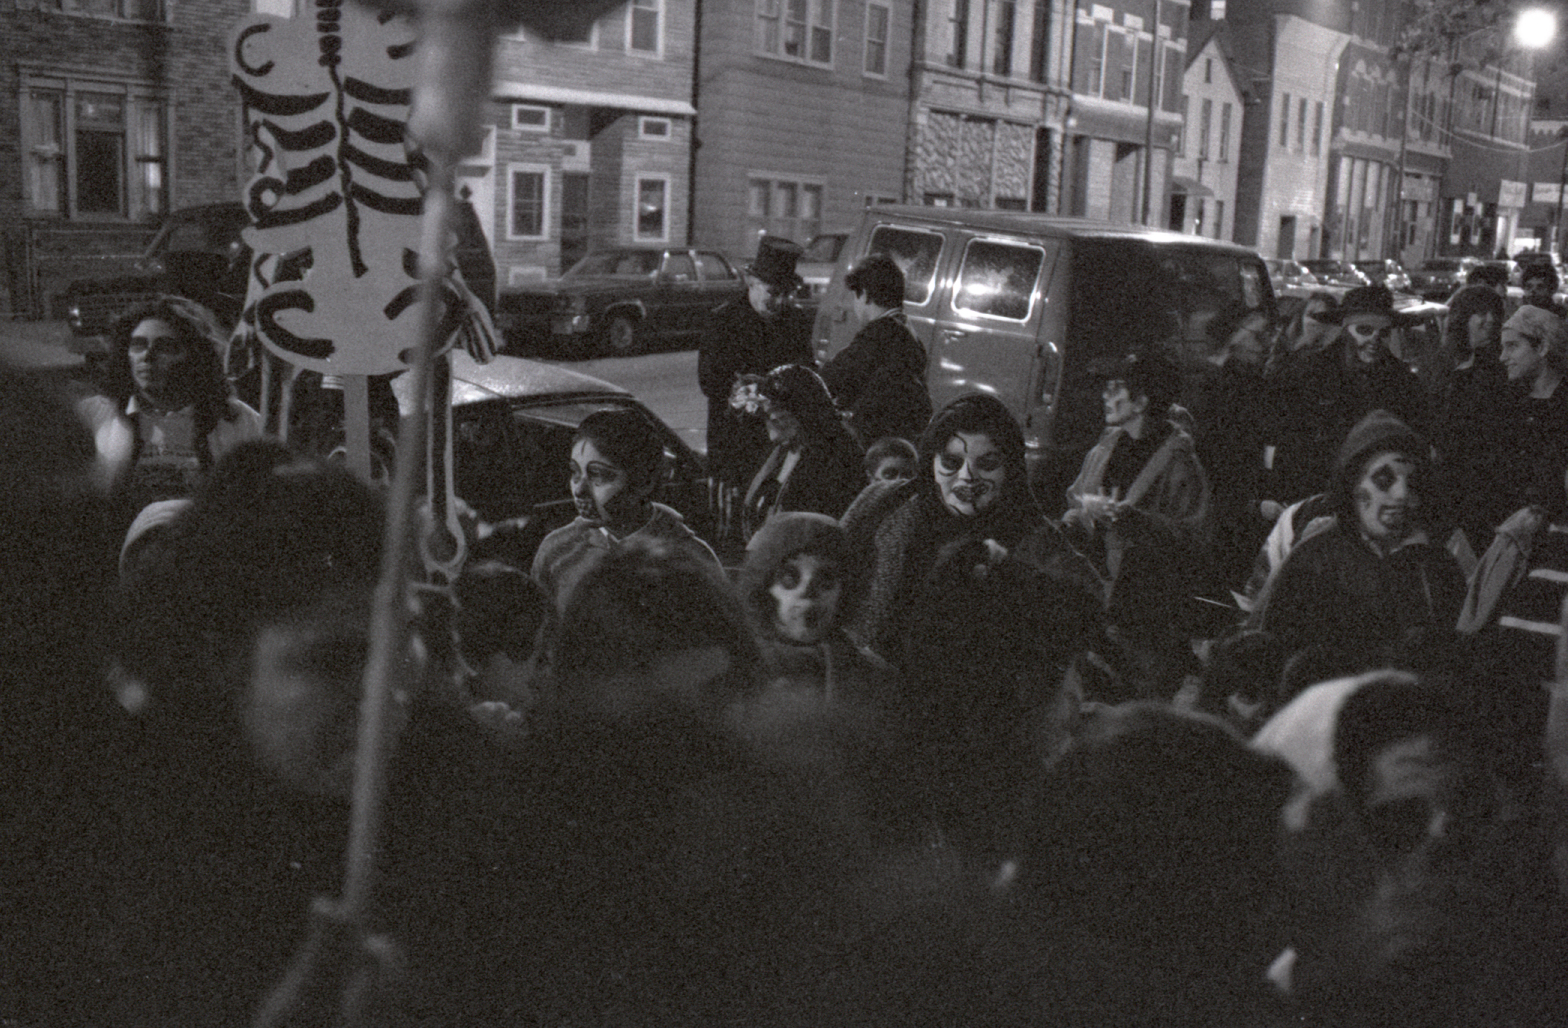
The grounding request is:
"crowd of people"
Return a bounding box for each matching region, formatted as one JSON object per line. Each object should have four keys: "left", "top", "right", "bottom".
{"left": 6, "top": 243, "right": 1568, "bottom": 1027}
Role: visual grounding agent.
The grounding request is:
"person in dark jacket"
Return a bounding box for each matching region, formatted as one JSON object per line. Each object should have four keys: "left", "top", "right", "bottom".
{"left": 1268, "top": 285, "right": 1427, "bottom": 503}
{"left": 1259, "top": 410, "right": 1465, "bottom": 668}
{"left": 1430, "top": 285, "right": 1512, "bottom": 550}
{"left": 698, "top": 236, "right": 814, "bottom": 537}
{"left": 820, "top": 253, "right": 931, "bottom": 446}
{"left": 739, "top": 364, "right": 866, "bottom": 541}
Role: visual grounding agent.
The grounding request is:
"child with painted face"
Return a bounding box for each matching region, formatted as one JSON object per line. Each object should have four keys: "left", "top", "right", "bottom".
{"left": 739, "top": 512, "right": 895, "bottom": 709}
{"left": 1260, "top": 409, "right": 1465, "bottom": 671}
{"left": 531, "top": 408, "right": 721, "bottom": 614}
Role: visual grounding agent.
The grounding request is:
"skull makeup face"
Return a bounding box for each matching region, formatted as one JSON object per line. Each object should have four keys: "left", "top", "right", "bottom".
{"left": 1354, "top": 451, "right": 1419, "bottom": 545}
{"left": 933, "top": 431, "right": 1006, "bottom": 517}
{"left": 767, "top": 552, "right": 843, "bottom": 645}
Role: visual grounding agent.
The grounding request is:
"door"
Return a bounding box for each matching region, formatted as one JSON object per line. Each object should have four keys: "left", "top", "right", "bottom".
{"left": 560, "top": 173, "right": 591, "bottom": 273}
{"left": 928, "top": 236, "right": 1057, "bottom": 429}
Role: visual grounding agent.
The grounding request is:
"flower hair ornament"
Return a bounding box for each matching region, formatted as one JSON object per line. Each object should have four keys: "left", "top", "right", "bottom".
{"left": 728, "top": 374, "right": 770, "bottom": 416}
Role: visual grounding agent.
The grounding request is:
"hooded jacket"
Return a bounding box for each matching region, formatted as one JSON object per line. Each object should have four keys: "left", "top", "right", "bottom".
{"left": 1260, "top": 410, "right": 1464, "bottom": 662}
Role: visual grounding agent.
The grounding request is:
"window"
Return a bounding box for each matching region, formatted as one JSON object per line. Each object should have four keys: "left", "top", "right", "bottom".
{"left": 1029, "top": 0, "right": 1049, "bottom": 82}
{"left": 636, "top": 176, "right": 669, "bottom": 241}
{"left": 507, "top": 164, "right": 549, "bottom": 239}
{"left": 747, "top": 175, "right": 823, "bottom": 241}
{"left": 663, "top": 252, "right": 695, "bottom": 280}
{"left": 1297, "top": 97, "right": 1307, "bottom": 150}
{"left": 1204, "top": 57, "right": 1212, "bottom": 84}
{"left": 629, "top": 0, "right": 661, "bottom": 54}
{"left": 867, "top": 225, "right": 945, "bottom": 304}
{"left": 639, "top": 117, "right": 672, "bottom": 139}
{"left": 1219, "top": 102, "right": 1231, "bottom": 162}
{"left": 1213, "top": 200, "right": 1224, "bottom": 239}
{"left": 757, "top": 0, "right": 835, "bottom": 66}
{"left": 512, "top": 105, "right": 551, "bottom": 132}
{"left": 21, "top": 76, "right": 167, "bottom": 219}
{"left": 1085, "top": 22, "right": 1106, "bottom": 96}
{"left": 1312, "top": 100, "right": 1324, "bottom": 155}
{"left": 948, "top": 0, "right": 970, "bottom": 68}
{"left": 1198, "top": 98, "right": 1212, "bottom": 160}
{"left": 953, "top": 239, "right": 1044, "bottom": 321}
{"left": 993, "top": 0, "right": 1015, "bottom": 76}
{"left": 53, "top": 0, "right": 165, "bottom": 21}
{"left": 865, "top": 2, "right": 890, "bottom": 76}
{"left": 1279, "top": 92, "right": 1290, "bottom": 146}
{"left": 696, "top": 252, "right": 739, "bottom": 281}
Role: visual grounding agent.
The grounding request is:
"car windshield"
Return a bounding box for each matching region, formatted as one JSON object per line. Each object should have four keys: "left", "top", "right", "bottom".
{"left": 564, "top": 251, "right": 660, "bottom": 278}
{"left": 801, "top": 234, "right": 845, "bottom": 263}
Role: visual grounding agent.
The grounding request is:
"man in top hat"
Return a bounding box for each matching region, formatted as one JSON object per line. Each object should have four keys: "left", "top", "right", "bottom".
{"left": 1268, "top": 284, "right": 1428, "bottom": 504}
{"left": 698, "top": 235, "right": 815, "bottom": 539}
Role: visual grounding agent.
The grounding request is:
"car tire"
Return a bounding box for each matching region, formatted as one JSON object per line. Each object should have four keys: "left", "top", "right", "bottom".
{"left": 605, "top": 315, "right": 640, "bottom": 356}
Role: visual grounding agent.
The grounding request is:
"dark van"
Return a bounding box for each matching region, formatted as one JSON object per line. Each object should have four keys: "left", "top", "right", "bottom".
{"left": 811, "top": 206, "right": 1275, "bottom": 499}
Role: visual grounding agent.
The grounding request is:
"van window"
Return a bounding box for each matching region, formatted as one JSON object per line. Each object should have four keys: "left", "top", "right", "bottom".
{"left": 868, "top": 225, "right": 944, "bottom": 305}
{"left": 953, "top": 239, "right": 1044, "bottom": 321}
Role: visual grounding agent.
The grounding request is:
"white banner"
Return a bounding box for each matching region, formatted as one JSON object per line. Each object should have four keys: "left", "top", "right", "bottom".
{"left": 1535, "top": 183, "right": 1563, "bottom": 205}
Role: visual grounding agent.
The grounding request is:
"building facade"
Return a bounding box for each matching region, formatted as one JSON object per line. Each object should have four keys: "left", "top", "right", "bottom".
{"left": 1059, "top": 0, "right": 1187, "bottom": 225}
{"left": 486, "top": 1, "right": 696, "bottom": 282}
{"left": 690, "top": 0, "right": 913, "bottom": 261}
{"left": 905, "top": 0, "right": 1073, "bottom": 214}
{"left": 2, "top": 0, "right": 251, "bottom": 315}
{"left": 1169, "top": 24, "right": 1242, "bottom": 238}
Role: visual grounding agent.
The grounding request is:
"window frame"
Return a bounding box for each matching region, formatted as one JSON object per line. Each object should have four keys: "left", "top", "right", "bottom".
{"left": 627, "top": 0, "right": 662, "bottom": 55}
{"left": 634, "top": 174, "right": 671, "bottom": 243}
{"left": 950, "top": 236, "right": 1046, "bottom": 323}
{"left": 20, "top": 71, "right": 169, "bottom": 221}
{"left": 1218, "top": 101, "right": 1231, "bottom": 163}
{"left": 506, "top": 163, "right": 551, "bottom": 241}
{"left": 638, "top": 116, "right": 673, "bottom": 140}
{"left": 747, "top": 173, "right": 826, "bottom": 243}
{"left": 864, "top": 1, "right": 891, "bottom": 78}
{"left": 511, "top": 104, "right": 552, "bottom": 133}
{"left": 756, "top": 0, "right": 837, "bottom": 68}
{"left": 51, "top": 0, "right": 168, "bottom": 23}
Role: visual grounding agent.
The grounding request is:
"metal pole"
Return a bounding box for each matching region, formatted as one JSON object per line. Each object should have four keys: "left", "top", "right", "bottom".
{"left": 1141, "top": 0, "right": 1161, "bottom": 224}
{"left": 1556, "top": 128, "right": 1568, "bottom": 256}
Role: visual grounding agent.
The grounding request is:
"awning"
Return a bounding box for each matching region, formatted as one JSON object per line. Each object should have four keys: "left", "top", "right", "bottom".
{"left": 1170, "top": 176, "right": 1214, "bottom": 198}
{"left": 493, "top": 81, "right": 696, "bottom": 116}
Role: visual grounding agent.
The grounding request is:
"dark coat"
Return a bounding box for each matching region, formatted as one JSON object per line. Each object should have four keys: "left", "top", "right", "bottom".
{"left": 1267, "top": 336, "right": 1428, "bottom": 503}
{"left": 697, "top": 299, "right": 814, "bottom": 489}
{"left": 819, "top": 310, "right": 931, "bottom": 445}
{"left": 742, "top": 428, "right": 866, "bottom": 540}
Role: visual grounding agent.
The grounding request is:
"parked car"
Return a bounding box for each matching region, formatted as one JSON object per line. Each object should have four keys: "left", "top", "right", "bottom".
{"left": 1407, "top": 257, "right": 1481, "bottom": 301}
{"left": 797, "top": 231, "right": 848, "bottom": 305}
{"left": 495, "top": 247, "right": 747, "bottom": 358}
{"left": 811, "top": 205, "right": 1275, "bottom": 503}
{"left": 1352, "top": 259, "right": 1412, "bottom": 294}
{"left": 1264, "top": 258, "right": 1322, "bottom": 298}
{"left": 1300, "top": 259, "right": 1373, "bottom": 289}
{"left": 389, "top": 350, "right": 713, "bottom": 563}
{"left": 62, "top": 200, "right": 498, "bottom": 339}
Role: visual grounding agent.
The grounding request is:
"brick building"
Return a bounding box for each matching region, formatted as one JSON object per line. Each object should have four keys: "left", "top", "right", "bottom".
{"left": 485, "top": 0, "right": 697, "bottom": 282}
{"left": 1, "top": 0, "right": 252, "bottom": 316}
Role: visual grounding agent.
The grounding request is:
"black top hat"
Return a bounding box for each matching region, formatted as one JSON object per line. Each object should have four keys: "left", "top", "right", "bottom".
{"left": 747, "top": 236, "right": 805, "bottom": 291}
{"left": 1320, "top": 284, "right": 1413, "bottom": 325}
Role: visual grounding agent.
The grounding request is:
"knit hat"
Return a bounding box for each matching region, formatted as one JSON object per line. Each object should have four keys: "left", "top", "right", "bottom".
{"left": 1329, "top": 409, "right": 1426, "bottom": 520}
{"left": 1501, "top": 304, "right": 1568, "bottom": 354}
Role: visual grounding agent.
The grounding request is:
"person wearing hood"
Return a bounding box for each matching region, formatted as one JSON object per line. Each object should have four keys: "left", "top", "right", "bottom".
{"left": 1259, "top": 410, "right": 1464, "bottom": 667}
{"left": 737, "top": 363, "right": 865, "bottom": 542}
{"left": 532, "top": 408, "right": 720, "bottom": 614}
{"left": 1268, "top": 285, "right": 1427, "bottom": 504}
{"left": 819, "top": 253, "right": 932, "bottom": 446}
{"left": 840, "top": 393, "right": 1045, "bottom": 664}
{"left": 738, "top": 512, "right": 896, "bottom": 713}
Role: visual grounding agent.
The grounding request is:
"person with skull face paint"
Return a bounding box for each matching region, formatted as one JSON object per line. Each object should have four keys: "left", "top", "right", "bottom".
{"left": 738, "top": 512, "right": 897, "bottom": 714}
{"left": 531, "top": 408, "right": 720, "bottom": 615}
{"left": 1260, "top": 410, "right": 1465, "bottom": 670}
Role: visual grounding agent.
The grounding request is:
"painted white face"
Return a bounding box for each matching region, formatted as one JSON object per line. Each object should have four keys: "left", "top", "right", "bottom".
{"left": 1354, "top": 451, "right": 1419, "bottom": 544}
{"left": 127, "top": 318, "right": 196, "bottom": 406}
{"left": 570, "top": 437, "right": 636, "bottom": 527}
{"left": 748, "top": 276, "right": 782, "bottom": 316}
{"left": 1499, "top": 329, "right": 1547, "bottom": 382}
{"left": 1344, "top": 316, "right": 1393, "bottom": 364}
{"left": 767, "top": 553, "right": 843, "bottom": 645}
{"left": 933, "top": 431, "right": 1006, "bottom": 517}
{"left": 1102, "top": 379, "right": 1148, "bottom": 429}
